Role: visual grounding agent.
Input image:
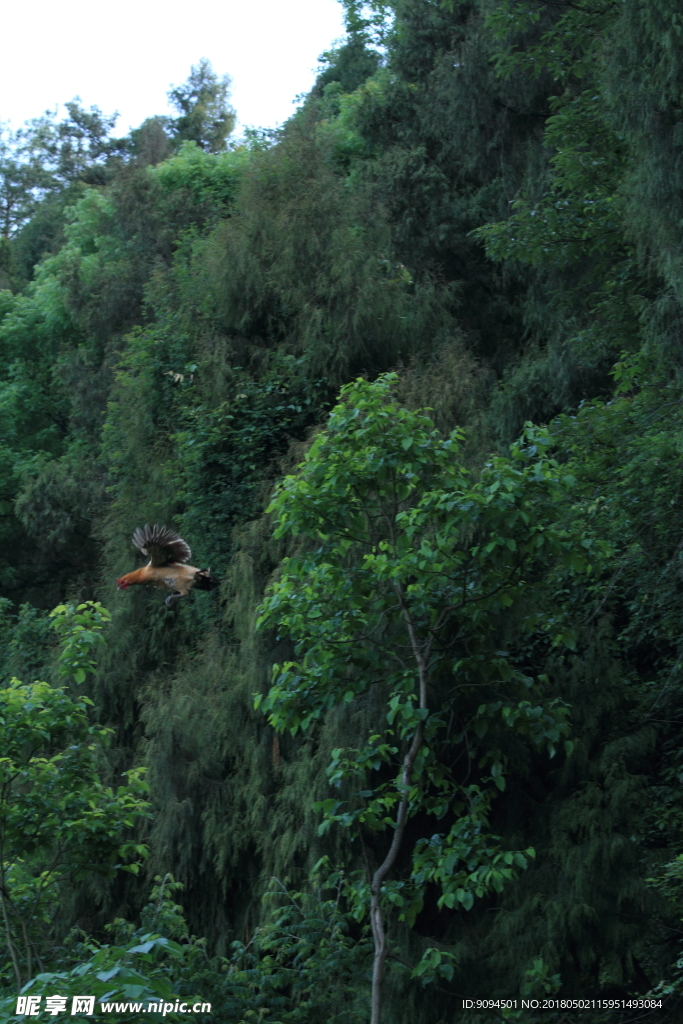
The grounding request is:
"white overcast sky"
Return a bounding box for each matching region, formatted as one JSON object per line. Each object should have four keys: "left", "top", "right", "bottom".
{"left": 2, "top": 0, "right": 347, "bottom": 136}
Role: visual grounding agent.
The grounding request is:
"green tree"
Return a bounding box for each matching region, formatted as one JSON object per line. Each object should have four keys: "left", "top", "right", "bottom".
{"left": 0, "top": 602, "right": 150, "bottom": 993}
{"left": 257, "top": 375, "right": 600, "bottom": 1023}
{"left": 168, "top": 60, "right": 235, "bottom": 153}
{"left": 0, "top": 124, "right": 53, "bottom": 240}
{"left": 1, "top": 102, "right": 123, "bottom": 242}
{"left": 21, "top": 100, "right": 124, "bottom": 188}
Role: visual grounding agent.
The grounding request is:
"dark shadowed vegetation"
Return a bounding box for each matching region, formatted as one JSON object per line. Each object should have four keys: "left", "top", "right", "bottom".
{"left": 2, "top": 3, "right": 683, "bottom": 1020}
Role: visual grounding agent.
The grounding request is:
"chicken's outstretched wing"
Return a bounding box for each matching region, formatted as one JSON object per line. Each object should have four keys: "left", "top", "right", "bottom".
{"left": 132, "top": 524, "right": 191, "bottom": 566}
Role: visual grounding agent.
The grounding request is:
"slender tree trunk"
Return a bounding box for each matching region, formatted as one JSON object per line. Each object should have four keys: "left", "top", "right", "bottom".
{"left": 21, "top": 916, "right": 32, "bottom": 981}
{"left": 1, "top": 890, "right": 22, "bottom": 993}
{"left": 369, "top": 720, "right": 424, "bottom": 1024}
{"left": 369, "top": 580, "right": 430, "bottom": 1024}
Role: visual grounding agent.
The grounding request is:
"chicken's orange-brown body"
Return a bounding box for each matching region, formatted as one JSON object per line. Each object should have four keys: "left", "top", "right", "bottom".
{"left": 117, "top": 525, "right": 219, "bottom": 607}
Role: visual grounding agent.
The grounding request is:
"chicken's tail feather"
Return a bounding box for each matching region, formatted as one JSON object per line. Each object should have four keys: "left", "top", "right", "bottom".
{"left": 193, "top": 569, "right": 220, "bottom": 592}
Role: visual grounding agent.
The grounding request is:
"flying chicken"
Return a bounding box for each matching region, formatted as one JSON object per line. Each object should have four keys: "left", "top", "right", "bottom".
{"left": 117, "top": 524, "right": 219, "bottom": 607}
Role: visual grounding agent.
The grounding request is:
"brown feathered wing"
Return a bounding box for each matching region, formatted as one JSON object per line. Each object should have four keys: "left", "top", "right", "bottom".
{"left": 132, "top": 524, "right": 191, "bottom": 566}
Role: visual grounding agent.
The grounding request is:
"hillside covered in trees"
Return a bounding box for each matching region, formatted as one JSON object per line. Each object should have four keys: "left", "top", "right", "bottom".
{"left": 2, "top": 1, "right": 683, "bottom": 1021}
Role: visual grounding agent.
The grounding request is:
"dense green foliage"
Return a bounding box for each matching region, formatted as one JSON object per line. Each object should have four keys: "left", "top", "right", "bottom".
{"left": 257, "top": 375, "right": 599, "bottom": 1022}
{"left": 3, "top": 3, "right": 683, "bottom": 1020}
{"left": 0, "top": 603, "right": 150, "bottom": 1000}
